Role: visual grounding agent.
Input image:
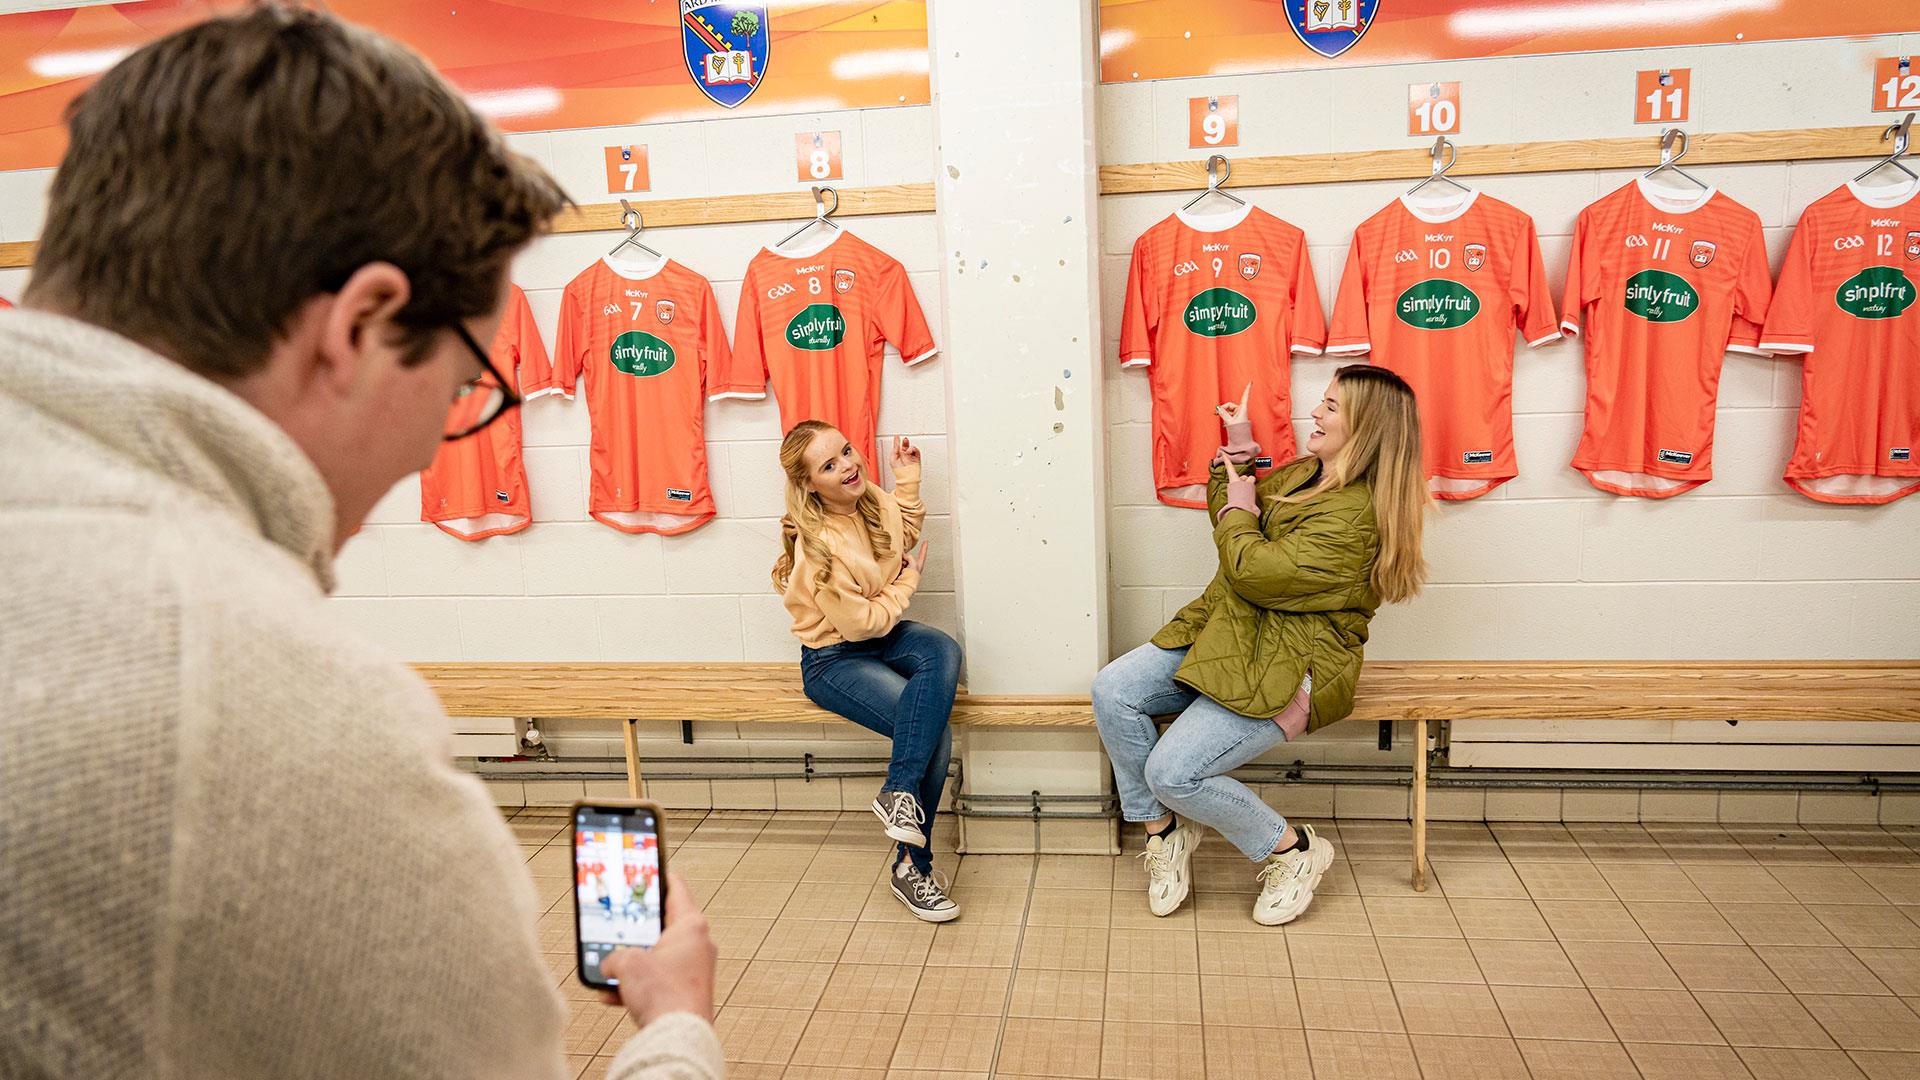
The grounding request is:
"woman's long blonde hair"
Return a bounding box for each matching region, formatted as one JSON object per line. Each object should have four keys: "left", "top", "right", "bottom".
{"left": 771, "top": 420, "right": 896, "bottom": 593}
{"left": 1274, "top": 365, "right": 1429, "bottom": 604}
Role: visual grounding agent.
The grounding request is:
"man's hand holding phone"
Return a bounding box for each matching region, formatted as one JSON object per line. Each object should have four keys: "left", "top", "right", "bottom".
{"left": 599, "top": 871, "right": 718, "bottom": 1026}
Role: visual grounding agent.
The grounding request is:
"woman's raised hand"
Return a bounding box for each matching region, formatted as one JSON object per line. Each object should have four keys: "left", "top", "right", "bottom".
{"left": 1219, "top": 454, "right": 1259, "bottom": 520}
{"left": 891, "top": 436, "right": 921, "bottom": 470}
{"left": 904, "top": 540, "right": 931, "bottom": 574}
{"left": 1215, "top": 383, "right": 1258, "bottom": 462}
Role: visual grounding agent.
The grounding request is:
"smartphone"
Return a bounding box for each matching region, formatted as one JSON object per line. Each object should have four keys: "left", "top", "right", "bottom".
{"left": 571, "top": 799, "right": 668, "bottom": 991}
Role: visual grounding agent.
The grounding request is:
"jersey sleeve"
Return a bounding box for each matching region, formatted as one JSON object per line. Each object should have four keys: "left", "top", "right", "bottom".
{"left": 1117, "top": 239, "right": 1156, "bottom": 368}
{"left": 877, "top": 257, "right": 938, "bottom": 367}
{"left": 1726, "top": 217, "right": 1775, "bottom": 356}
{"left": 1513, "top": 216, "right": 1563, "bottom": 348}
{"left": 710, "top": 272, "right": 768, "bottom": 401}
{"left": 1324, "top": 235, "right": 1372, "bottom": 355}
{"left": 1559, "top": 210, "right": 1597, "bottom": 338}
{"left": 507, "top": 288, "right": 557, "bottom": 396}
{"left": 1288, "top": 237, "right": 1327, "bottom": 355}
{"left": 1757, "top": 215, "right": 1815, "bottom": 355}
{"left": 697, "top": 281, "right": 734, "bottom": 393}
{"left": 532, "top": 286, "right": 583, "bottom": 401}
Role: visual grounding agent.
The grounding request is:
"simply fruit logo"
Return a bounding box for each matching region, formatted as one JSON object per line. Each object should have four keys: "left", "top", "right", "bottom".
{"left": 1623, "top": 269, "right": 1698, "bottom": 323}
{"left": 1395, "top": 279, "right": 1479, "bottom": 329}
{"left": 610, "top": 331, "right": 675, "bottom": 376}
{"left": 1835, "top": 266, "right": 1916, "bottom": 320}
{"left": 786, "top": 303, "right": 846, "bottom": 350}
{"left": 1183, "top": 287, "right": 1257, "bottom": 337}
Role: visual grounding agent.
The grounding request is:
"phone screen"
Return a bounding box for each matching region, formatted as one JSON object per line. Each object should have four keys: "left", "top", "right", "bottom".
{"left": 573, "top": 805, "right": 663, "bottom": 989}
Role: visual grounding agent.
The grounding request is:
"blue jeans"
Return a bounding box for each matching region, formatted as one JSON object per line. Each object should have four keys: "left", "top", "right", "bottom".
{"left": 800, "top": 620, "right": 960, "bottom": 874}
{"left": 1091, "top": 642, "right": 1294, "bottom": 861}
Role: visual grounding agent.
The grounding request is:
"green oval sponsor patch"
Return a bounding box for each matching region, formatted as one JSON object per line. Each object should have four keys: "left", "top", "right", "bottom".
{"left": 786, "top": 303, "right": 846, "bottom": 350}
{"left": 610, "top": 331, "right": 675, "bottom": 376}
{"left": 1395, "top": 279, "right": 1479, "bottom": 330}
{"left": 1183, "top": 287, "right": 1257, "bottom": 337}
{"left": 1623, "top": 269, "right": 1699, "bottom": 323}
{"left": 1836, "top": 265, "right": 1916, "bottom": 320}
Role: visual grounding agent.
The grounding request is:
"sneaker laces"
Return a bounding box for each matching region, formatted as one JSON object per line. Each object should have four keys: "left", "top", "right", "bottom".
{"left": 887, "top": 791, "right": 925, "bottom": 828}
{"left": 907, "top": 866, "right": 951, "bottom": 906}
{"left": 1138, "top": 836, "right": 1174, "bottom": 882}
{"left": 1256, "top": 850, "right": 1311, "bottom": 895}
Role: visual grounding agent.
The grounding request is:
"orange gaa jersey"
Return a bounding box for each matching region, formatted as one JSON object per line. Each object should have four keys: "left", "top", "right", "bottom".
{"left": 536, "top": 255, "right": 730, "bottom": 535}
{"left": 1326, "top": 190, "right": 1561, "bottom": 499}
{"left": 419, "top": 284, "right": 549, "bottom": 540}
{"left": 1118, "top": 203, "right": 1327, "bottom": 507}
{"left": 712, "top": 230, "right": 936, "bottom": 462}
{"left": 1561, "top": 178, "right": 1774, "bottom": 498}
{"left": 0, "top": 297, "right": 12, "bottom": 309}
{"left": 1759, "top": 180, "right": 1920, "bottom": 505}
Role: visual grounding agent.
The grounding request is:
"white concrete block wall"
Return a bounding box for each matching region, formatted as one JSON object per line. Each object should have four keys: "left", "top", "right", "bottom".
{"left": 1098, "top": 34, "right": 1920, "bottom": 783}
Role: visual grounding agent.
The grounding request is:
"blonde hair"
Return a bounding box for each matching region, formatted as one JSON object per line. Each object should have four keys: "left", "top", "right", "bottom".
{"left": 1274, "top": 365, "right": 1429, "bottom": 604}
{"left": 771, "top": 420, "right": 896, "bottom": 593}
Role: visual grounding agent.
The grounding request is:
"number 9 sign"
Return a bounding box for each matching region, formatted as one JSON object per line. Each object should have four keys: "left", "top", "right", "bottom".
{"left": 1188, "top": 95, "right": 1239, "bottom": 149}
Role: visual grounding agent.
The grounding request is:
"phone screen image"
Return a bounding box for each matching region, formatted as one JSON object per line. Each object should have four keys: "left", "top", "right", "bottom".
{"left": 573, "top": 806, "right": 662, "bottom": 988}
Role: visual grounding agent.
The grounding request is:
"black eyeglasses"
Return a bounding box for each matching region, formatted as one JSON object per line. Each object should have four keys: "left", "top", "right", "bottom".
{"left": 443, "top": 323, "right": 521, "bottom": 441}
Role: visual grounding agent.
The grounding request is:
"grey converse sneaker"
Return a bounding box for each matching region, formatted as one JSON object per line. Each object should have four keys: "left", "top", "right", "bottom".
{"left": 890, "top": 860, "right": 960, "bottom": 922}
{"left": 872, "top": 789, "right": 928, "bottom": 847}
{"left": 1253, "top": 824, "right": 1336, "bottom": 926}
{"left": 1139, "top": 821, "right": 1196, "bottom": 917}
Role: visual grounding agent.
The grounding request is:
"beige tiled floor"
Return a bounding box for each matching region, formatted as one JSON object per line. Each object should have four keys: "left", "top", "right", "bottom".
{"left": 507, "top": 809, "right": 1920, "bottom": 1079}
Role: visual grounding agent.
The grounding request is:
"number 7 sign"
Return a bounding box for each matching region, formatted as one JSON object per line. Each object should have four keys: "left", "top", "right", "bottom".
{"left": 603, "top": 145, "right": 650, "bottom": 194}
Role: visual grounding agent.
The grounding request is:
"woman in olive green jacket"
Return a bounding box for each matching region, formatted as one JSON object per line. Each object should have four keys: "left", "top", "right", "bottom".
{"left": 1092, "top": 365, "right": 1428, "bottom": 926}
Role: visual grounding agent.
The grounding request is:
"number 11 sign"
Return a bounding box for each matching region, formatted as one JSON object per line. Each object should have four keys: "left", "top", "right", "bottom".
{"left": 1635, "top": 69, "right": 1690, "bottom": 124}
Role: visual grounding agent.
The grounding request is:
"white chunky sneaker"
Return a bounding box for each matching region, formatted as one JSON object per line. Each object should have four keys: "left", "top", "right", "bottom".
{"left": 890, "top": 860, "right": 961, "bottom": 923}
{"left": 1253, "top": 824, "right": 1336, "bottom": 926}
{"left": 872, "top": 789, "right": 928, "bottom": 848}
{"left": 1139, "top": 821, "right": 1196, "bottom": 917}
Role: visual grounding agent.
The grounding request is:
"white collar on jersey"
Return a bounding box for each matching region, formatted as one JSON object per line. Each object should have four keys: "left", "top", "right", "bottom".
{"left": 765, "top": 228, "right": 844, "bottom": 259}
{"left": 1635, "top": 175, "right": 1717, "bottom": 215}
{"left": 1175, "top": 200, "right": 1254, "bottom": 232}
{"left": 1846, "top": 174, "right": 1920, "bottom": 209}
{"left": 1399, "top": 187, "right": 1480, "bottom": 223}
{"left": 602, "top": 251, "right": 668, "bottom": 279}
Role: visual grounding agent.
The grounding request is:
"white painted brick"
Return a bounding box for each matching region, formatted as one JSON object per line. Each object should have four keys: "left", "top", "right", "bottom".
{"left": 382, "top": 525, "right": 526, "bottom": 596}
{"left": 1095, "top": 82, "right": 1157, "bottom": 167}
{"left": 1147, "top": 69, "right": 1335, "bottom": 162}
{"left": 1425, "top": 500, "right": 1582, "bottom": 584}
{"left": 660, "top": 519, "right": 782, "bottom": 594}
{"left": 1503, "top": 413, "right": 1592, "bottom": 501}
{"left": 1327, "top": 55, "right": 1517, "bottom": 152}
{"left": 332, "top": 529, "right": 388, "bottom": 596}
{"left": 1107, "top": 587, "right": 1165, "bottom": 659}
{"left": 1105, "top": 422, "right": 1158, "bottom": 508}
{"left": 1849, "top": 583, "right": 1920, "bottom": 660}
{"left": 740, "top": 592, "right": 795, "bottom": 662}
{"left": 703, "top": 111, "right": 870, "bottom": 197}
{"left": 1692, "top": 37, "right": 1896, "bottom": 134}
{"left": 366, "top": 474, "right": 423, "bottom": 526}
{"left": 518, "top": 392, "right": 592, "bottom": 448}
{"left": 458, "top": 597, "right": 608, "bottom": 661}
{"left": 918, "top": 514, "right": 956, "bottom": 591}
{"left": 598, "top": 596, "right": 743, "bottom": 661}
{"left": 324, "top": 598, "right": 464, "bottom": 662}
{"left": 1757, "top": 495, "right": 1920, "bottom": 581}
{"left": 1577, "top": 497, "right": 1768, "bottom": 582}
{"left": 521, "top": 524, "right": 666, "bottom": 596}
{"left": 545, "top": 120, "right": 709, "bottom": 204}
{"left": 0, "top": 168, "right": 53, "bottom": 243}
{"left": 1107, "top": 504, "right": 1217, "bottom": 589}
{"left": 524, "top": 445, "right": 588, "bottom": 523}
{"left": 904, "top": 590, "right": 960, "bottom": 642}
{"left": 861, "top": 106, "right": 935, "bottom": 187}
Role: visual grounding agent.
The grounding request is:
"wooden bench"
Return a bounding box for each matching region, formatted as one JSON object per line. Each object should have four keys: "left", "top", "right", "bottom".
{"left": 418, "top": 660, "right": 1920, "bottom": 891}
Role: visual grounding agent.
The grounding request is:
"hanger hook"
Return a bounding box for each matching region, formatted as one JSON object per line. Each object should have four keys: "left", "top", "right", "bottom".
{"left": 1206, "top": 154, "right": 1231, "bottom": 190}
{"left": 1430, "top": 136, "right": 1456, "bottom": 176}
{"left": 1886, "top": 112, "right": 1914, "bottom": 156}
{"left": 619, "top": 198, "right": 640, "bottom": 232}
{"left": 813, "top": 185, "right": 838, "bottom": 219}
{"left": 1659, "top": 127, "right": 1689, "bottom": 166}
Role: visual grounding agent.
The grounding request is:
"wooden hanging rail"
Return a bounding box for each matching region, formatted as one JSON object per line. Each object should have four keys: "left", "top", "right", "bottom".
{"left": 1097, "top": 123, "right": 1904, "bottom": 194}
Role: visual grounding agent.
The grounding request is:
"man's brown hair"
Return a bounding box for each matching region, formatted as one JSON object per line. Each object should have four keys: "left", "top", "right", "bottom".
{"left": 25, "top": 3, "right": 568, "bottom": 377}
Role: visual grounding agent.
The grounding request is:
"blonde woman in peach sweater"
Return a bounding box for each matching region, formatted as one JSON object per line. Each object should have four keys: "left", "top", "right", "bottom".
{"left": 773, "top": 420, "right": 961, "bottom": 922}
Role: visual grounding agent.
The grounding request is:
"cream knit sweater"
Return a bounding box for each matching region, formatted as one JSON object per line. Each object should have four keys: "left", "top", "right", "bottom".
{"left": 0, "top": 309, "right": 723, "bottom": 1079}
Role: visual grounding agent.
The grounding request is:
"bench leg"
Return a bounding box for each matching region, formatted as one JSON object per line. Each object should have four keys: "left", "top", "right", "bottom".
{"left": 623, "top": 718, "right": 644, "bottom": 799}
{"left": 1411, "top": 718, "right": 1428, "bottom": 892}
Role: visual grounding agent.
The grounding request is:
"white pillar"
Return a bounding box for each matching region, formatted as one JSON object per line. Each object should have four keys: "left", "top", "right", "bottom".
{"left": 927, "top": 0, "right": 1107, "bottom": 695}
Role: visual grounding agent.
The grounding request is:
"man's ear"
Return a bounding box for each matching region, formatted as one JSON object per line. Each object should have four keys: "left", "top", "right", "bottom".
{"left": 315, "top": 262, "right": 413, "bottom": 395}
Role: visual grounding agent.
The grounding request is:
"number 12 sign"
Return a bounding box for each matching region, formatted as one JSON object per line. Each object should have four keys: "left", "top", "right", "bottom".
{"left": 1876, "top": 57, "right": 1919, "bottom": 112}
{"left": 1409, "top": 82, "right": 1461, "bottom": 136}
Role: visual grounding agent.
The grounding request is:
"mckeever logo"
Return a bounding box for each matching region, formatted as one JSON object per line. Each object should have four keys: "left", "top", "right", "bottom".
{"left": 1396, "top": 279, "right": 1479, "bottom": 329}
{"left": 1183, "top": 288, "right": 1256, "bottom": 337}
{"left": 786, "top": 303, "right": 846, "bottom": 350}
{"left": 1623, "top": 269, "right": 1698, "bottom": 323}
{"left": 610, "top": 331, "right": 675, "bottom": 376}
{"left": 1835, "top": 266, "right": 1916, "bottom": 320}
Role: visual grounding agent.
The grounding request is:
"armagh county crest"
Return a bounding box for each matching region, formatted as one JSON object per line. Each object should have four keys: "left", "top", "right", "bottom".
{"left": 1240, "top": 254, "right": 1262, "bottom": 280}
{"left": 1906, "top": 231, "right": 1920, "bottom": 261}
{"left": 835, "top": 268, "right": 856, "bottom": 293}
{"left": 681, "top": 2, "right": 770, "bottom": 110}
{"left": 656, "top": 300, "right": 676, "bottom": 325}
{"left": 1464, "top": 243, "right": 1487, "bottom": 272}
{"left": 1287, "top": 0, "right": 1379, "bottom": 60}
{"left": 1690, "top": 240, "right": 1717, "bottom": 268}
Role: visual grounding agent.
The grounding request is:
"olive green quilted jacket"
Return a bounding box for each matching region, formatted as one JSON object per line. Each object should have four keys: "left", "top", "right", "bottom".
{"left": 1152, "top": 456, "right": 1380, "bottom": 732}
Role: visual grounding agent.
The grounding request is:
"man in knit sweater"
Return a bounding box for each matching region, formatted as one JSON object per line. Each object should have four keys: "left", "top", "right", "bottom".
{"left": 0, "top": 7, "right": 722, "bottom": 1078}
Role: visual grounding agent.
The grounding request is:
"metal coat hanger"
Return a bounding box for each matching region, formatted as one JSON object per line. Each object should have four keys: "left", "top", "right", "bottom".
{"left": 1854, "top": 112, "right": 1918, "bottom": 185}
{"left": 1641, "top": 128, "right": 1710, "bottom": 193}
{"left": 774, "top": 186, "right": 842, "bottom": 249}
{"left": 1404, "top": 136, "right": 1472, "bottom": 199}
{"left": 1180, "top": 154, "right": 1246, "bottom": 213}
{"left": 607, "top": 199, "right": 664, "bottom": 260}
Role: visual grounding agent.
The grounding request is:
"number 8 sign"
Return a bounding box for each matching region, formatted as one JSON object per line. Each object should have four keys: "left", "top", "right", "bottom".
{"left": 794, "top": 131, "right": 844, "bottom": 183}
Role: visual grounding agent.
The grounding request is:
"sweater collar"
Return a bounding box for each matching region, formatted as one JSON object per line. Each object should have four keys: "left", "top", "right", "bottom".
{"left": 0, "top": 308, "right": 338, "bottom": 592}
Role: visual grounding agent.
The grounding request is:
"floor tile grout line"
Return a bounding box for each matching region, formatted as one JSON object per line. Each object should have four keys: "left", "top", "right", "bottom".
{"left": 980, "top": 852, "right": 1040, "bottom": 1079}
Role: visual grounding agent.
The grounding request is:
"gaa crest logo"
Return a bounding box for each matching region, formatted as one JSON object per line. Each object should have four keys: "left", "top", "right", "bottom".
{"left": 681, "top": 2, "right": 770, "bottom": 110}
{"left": 1239, "top": 254, "right": 1261, "bottom": 280}
{"left": 1464, "top": 244, "right": 1487, "bottom": 272}
{"left": 1690, "top": 241, "right": 1717, "bottom": 268}
{"left": 835, "top": 268, "right": 856, "bottom": 294}
{"left": 1906, "top": 231, "right": 1920, "bottom": 262}
{"left": 1287, "top": 0, "right": 1379, "bottom": 59}
{"left": 656, "top": 300, "right": 676, "bottom": 325}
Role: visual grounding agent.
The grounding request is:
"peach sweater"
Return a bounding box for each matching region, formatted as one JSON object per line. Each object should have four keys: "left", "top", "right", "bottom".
{"left": 782, "top": 461, "right": 926, "bottom": 648}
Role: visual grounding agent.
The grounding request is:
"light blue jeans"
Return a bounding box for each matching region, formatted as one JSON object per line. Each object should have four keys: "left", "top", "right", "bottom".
{"left": 1091, "top": 642, "right": 1298, "bottom": 861}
